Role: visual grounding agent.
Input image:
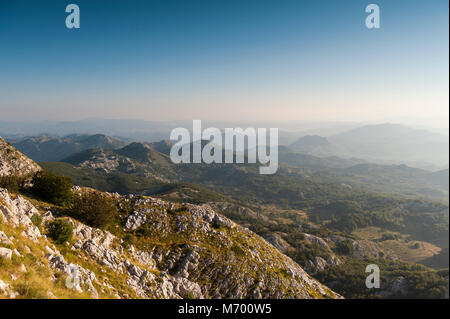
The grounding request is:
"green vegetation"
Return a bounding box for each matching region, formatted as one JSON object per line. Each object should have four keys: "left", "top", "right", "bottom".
{"left": 421, "top": 248, "right": 449, "bottom": 270}
{"left": 40, "top": 153, "right": 448, "bottom": 251}
{"left": 230, "top": 244, "right": 245, "bottom": 257}
{"left": 31, "top": 171, "right": 72, "bottom": 205}
{"left": 47, "top": 219, "right": 73, "bottom": 244}
{"left": 65, "top": 191, "right": 119, "bottom": 229}
{"left": 0, "top": 175, "right": 22, "bottom": 193}
{"left": 315, "top": 258, "right": 448, "bottom": 299}
{"left": 334, "top": 240, "right": 354, "bottom": 256}
{"left": 30, "top": 214, "right": 43, "bottom": 230}
{"left": 29, "top": 143, "right": 448, "bottom": 299}
{"left": 40, "top": 162, "right": 229, "bottom": 204}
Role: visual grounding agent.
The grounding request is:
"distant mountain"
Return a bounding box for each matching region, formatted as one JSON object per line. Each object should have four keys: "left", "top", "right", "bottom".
{"left": 428, "top": 169, "right": 450, "bottom": 189}
{"left": 147, "top": 140, "right": 174, "bottom": 156}
{"left": 278, "top": 145, "right": 364, "bottom": 170}
{"left": 289, "top": 135, "right": 346, "bottom": 157}
{"left": 330, "top": 123, "right": 449, "bottom": 169}
{"left": 11, "top": 134, "right": 127, "bottom": 162}
{"left": 287, "top": 124, "right": 449, "bottom": 170}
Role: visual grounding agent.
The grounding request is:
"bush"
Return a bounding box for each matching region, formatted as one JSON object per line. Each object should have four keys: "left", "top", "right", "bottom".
{"left": 65, "top": 191, "right": 119, "bottom": 229}
{"left": 47, "top": 219, "right": 73, "bottom": 244}
{"left": 31, "top": 214, "right": 43, "bottom": 230}
{"left": 0, "top": 176, "right": 22, "bottom": 193}
{"left": 121, "top": 233, "right": 136, "bottom": 249}
{"left": 334, "top": 240, "right": 354, "bottom": 256}
{"left": 231, "top": 244, "right": 245, "bottom": 257}
{"left": 32, "top": 171, "right": 72, "bottom": 206}
{"left": 14, "top": 281, "right": 48, "bottom": 299}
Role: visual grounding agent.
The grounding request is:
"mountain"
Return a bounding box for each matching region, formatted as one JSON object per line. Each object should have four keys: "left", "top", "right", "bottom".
{"left": 331, "top": 123, "right": 449, "bottom": 169}
{"left": 147, "top": 140, "right": 174, "bottom": 156}
{"left": 278, "top": 145, "right": 364, "bottom": 170}
{"left": 10, "top": 134, "right": 127, "bottom": 162}
{"left": 5, "top": 135, "right": 448, "bottom": 298}
{"left": 289, "top": 135, "right": 346, "bottom": 157}
{"left": 0, "top": 137, "right": 41, "bottom": 177}
{"left": 54, "top": 142, "right": 449, "bottom": 245}
{"left": 0, "top": 187, "right": 343, "bottom": 299}
{"left": 0, "top": 136, "right": 341, "bottom": 299}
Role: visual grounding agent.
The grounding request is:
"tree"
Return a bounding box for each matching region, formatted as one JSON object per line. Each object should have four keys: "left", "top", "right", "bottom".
{"left": 47, "top": 219, "right": 73, "bottom": 244}
{"left": 32, "top": 171, "right": 72, "bottom": 205}
{"left": 66, "top": 191, "right": 119, "bottom": 228}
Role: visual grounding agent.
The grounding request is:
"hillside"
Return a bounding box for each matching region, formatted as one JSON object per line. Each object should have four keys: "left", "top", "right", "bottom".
{"left": 278, "top": 146, "right": 365, "bottom": 170}
{"left": 0, "top": 188, "right": 342, "bottom": 299}
{"left": 11, "top": 134, "right": 126, "bottom": 162}
{"left": 0, "top": 137, "right": 41, "bottom": 177}
{"left": 289, "top": 135, "right": 345, "bottom": 157}
{"left": 2, "top": 136, "right": 448, "bottom": 299}
{"left": 0, "top": 138, "right": 341, "bottom": 299}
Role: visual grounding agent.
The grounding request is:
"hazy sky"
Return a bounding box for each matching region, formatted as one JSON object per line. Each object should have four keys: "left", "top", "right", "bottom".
{"left": 0, "top": 0, "right": 448, "bottom": 127}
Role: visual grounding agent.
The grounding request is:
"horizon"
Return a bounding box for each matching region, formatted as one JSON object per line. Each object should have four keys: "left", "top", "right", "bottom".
{"left": 1, "top": 117, "right": 449, "bottom": 134}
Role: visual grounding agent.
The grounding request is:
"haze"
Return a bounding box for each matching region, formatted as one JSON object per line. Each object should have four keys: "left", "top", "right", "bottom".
{"left": 0, "top": 0, "right": 448, "bottom": 129}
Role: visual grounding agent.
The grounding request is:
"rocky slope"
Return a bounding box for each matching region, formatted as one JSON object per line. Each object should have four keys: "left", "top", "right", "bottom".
{"left": 0, "top": 187, "right": 341, "bottom": 299}
{"left": 0, "top": 138, "right": 342, "bottom": 299}
{"left": 0, "top": 137, "right": 41, "bottom": 177}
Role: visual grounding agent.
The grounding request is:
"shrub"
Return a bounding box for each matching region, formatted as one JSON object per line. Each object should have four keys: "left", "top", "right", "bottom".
{"left": 14, "top": 281, "right": 48, "bottom": 299}
{"left": 0, "top": 176, "right": 22, "bottom": 193}
{"left": 183, "top": 292, "right": 196, "bottom": 299}
{"left": 230, "top": 244, "right": 245, "bottom": 257}
{"left": 121, "top": 233, "right": 136, "bottom": 249}
{"left": 65, "top": 191, "right": 119, "bottom": 228}
{"left": 47, "top": 219, "right": 73, "bottom": 244}
{"left": 334, "top": 240, "right": 354, "bottom": 256}
{"left": 31, "top": 214, "right": 43, "bottom": 230}
{"left": 32, "top": 171, "right": 72, "bottom": 206}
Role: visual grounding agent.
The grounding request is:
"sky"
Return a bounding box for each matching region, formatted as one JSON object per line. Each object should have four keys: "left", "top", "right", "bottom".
{"left": 0, "top": 0, "right": 448, "bottom": 127}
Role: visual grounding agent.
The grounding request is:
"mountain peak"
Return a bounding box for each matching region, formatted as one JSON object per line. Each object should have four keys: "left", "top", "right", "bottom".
{"left": 290, "top": 135, "right": 343, "bottom": 157}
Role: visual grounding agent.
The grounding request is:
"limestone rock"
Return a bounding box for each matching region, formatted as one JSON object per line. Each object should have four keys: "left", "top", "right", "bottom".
{"left": 0, "top": 247, "right": 12, "bottom": 260}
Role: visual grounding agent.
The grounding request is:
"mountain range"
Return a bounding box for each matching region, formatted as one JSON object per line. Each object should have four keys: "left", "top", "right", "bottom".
{"left": 1, "top": 136, "right": 342, "bottom": 299}
{"left": 2, "top": 120, "right": 448, "bottom": 170}
{"left": 1, "top": 134, "right": 448, "bottom": 299}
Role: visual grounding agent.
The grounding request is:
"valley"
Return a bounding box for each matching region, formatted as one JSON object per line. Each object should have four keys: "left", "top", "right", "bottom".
{"left": 1, "top": 126, "right": 449, "bottom": 299}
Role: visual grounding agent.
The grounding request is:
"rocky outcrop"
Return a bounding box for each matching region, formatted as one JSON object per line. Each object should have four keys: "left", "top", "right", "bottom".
{"left": 0, "top": 187, "right": 342, "bottom": 299}
{"left": 327, "top": 235, "right": 387, "bottom": 259}
{"left": 0, "top": 189, "right": 42, "bottom": 242}
{"left": 0, "top": 137, "right": 41, "bottom": 177}
{"left": 263, "top": 233, "right": 292, "bottom": 253}
{"left": 0, "top": 279, "right": 18, "bottom": 298}
{"left": 304, "top": 233, "right": 331, "bottom": 251}
{"left": 379, "top": 276, "right": 409, "bottom": 298}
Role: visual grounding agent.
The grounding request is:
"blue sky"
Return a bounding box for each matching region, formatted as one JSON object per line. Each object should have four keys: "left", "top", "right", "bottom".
{"left": 0, "top": 0, "right": 448, "bottom": 125}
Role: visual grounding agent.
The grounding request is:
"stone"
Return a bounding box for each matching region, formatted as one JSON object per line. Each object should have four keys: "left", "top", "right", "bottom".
{"left": 0, "top": 247, "right": 12, "bottom": 260}
{"left": 0, "top": 231, "right": 13, "bottom": 245}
